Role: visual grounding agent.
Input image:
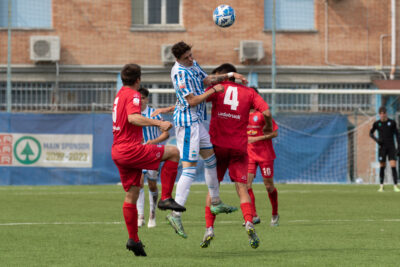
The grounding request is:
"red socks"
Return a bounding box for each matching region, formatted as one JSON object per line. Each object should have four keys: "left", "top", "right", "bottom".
{"left": 205, "top": 206, "right": 216, "bottom": 228}
{"left": 123, "top": 202, "right": 139, "bottom": 242}
{"left": 240, "top": 202, "right": 253, "bottom": 223}
{"left": 268, "top": 188, "right": 278, "bottom": 215}
{"left": 247, "top": 188, "right": 257, "bottom": 217}
{"left": 160, "top": 160, "right": 178, "bottom": 200}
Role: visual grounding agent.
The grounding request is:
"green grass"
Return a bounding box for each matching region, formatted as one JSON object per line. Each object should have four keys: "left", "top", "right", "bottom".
{"left": 1, "top": 184, "right": 400, "bottom": 266}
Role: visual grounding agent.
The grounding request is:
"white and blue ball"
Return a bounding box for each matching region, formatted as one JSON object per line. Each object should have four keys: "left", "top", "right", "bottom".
{"left": 213, "top": 5, "right": 235, "bottom": 28}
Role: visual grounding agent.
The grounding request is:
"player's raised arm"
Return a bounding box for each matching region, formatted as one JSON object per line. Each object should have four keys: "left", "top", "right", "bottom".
{"left": 203, "top": 72, "right": 248, "bottom": 86}
{"left": 185, "top": 84, "right": 224, "bottom": 107}
{"left": 151, "top": 105, "right": 175, "bottom": 117}
{"left": 128, "top": 113, "right": 172, "bottom": 131}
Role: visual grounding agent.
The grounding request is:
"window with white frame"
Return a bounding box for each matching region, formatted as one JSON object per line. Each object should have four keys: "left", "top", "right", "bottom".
{"left": 264, "top": 0, "right": 315, "bottom": 31}
{"left": 0, "top": 0, "right": 52, "bottom": 29}
{"left": 132, "top": 0, "right": 181, "bottom": 30}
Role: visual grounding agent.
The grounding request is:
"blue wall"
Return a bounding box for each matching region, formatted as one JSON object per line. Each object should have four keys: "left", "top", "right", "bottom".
{"left": 0, "top": 113, "right": 348, "bottom": 185}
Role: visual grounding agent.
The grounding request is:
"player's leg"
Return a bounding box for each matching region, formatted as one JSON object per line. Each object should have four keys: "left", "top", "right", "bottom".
{"left": 247, "top": 159, "right": 260, "bottom": 224}
{"left": 378, "top": 148, "right": 386, "bottom": 192}
{"left": 236, "top": 182, "right": 259, "bottom": 249}
{"left": 230, "top": 151, "right": 259, "bottom": 249}
{"left": 166, "top": 125, "right": 199, "bottom": 238}
{"left": 388, "top": 146, "right": 399, "bottom": 191}
{"left": 157, "top": 145, "right": 186, "bottom": 211}
{"left": 260, "top": 160, "right": 279, "bottom": 226}
{"left": 147, "top": 170, "right": 159, "bottom": 227}
{"left": 199, "top": 124, "right": 237, "bottom": 214}
{"left": 117, "top": 165, "right": 146, "bottom": 256}
{"left": 136, "top": 173, "right": 145, "bottom": 227}
{"left": 200, "top": 147, "right": 228, "bottom": 248}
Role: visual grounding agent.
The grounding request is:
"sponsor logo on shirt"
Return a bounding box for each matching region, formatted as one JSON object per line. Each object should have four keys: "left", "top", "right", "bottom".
{"left": 133, "top": 97, "right": 140, "bottom": 106}
{"left": 217, "top": 112, "right": 241, "bottom": 120}
{"left": 247, "top": 129, "right": 257, "bottom": 136}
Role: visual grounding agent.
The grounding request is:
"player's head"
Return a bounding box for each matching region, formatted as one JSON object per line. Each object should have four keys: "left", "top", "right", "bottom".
{"left": 121, "top": 64, "right": 141, "bottom": 87}
{"left": 379, "top": 106, "right": 387, "bottom": 120}
{"left": 138, "top": 87, "right": 149, "bottom": 110}
{"left": 172, "top": 41, "right": 193, "bottom": 67}
{"left": 212, "top": 63, "right": 237, "bottom": 82}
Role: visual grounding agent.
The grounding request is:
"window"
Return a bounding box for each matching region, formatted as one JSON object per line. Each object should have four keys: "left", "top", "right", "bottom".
{"left": 0, "top": 0, "right": 52, "bottom": 29}
{"left": 264, "top": 0, "right": 315, "bottom": 31}
{"left": 132, "top": 0, "right": 183, "bottom": 31}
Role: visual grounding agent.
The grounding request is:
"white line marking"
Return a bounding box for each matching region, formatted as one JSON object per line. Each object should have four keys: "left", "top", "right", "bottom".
{"left": 1, "top": 218, "right": 400, "bottom": 227}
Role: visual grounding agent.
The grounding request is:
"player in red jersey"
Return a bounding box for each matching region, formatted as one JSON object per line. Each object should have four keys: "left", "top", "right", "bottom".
{"left": 247, "top": 87, "right": 279, "bottom": 227}
{"left": 200, "top": 63, "right": 272, "bottom": 249}
{"left": 111, "top": 64, "right": 185, "bottom": 256}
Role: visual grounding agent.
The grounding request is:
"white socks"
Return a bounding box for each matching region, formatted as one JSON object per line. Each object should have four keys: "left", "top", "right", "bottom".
{"left": 203, "top": 154, "right": 220, "bottom": 203}
{"left": 137, "top": 188, "right": 145, "bottom": 215}
{"left": 149, "top": 188, "right": 158, "bottom": 214}
{"left": 173, "top": 167, "right": 196, "bottom": 217}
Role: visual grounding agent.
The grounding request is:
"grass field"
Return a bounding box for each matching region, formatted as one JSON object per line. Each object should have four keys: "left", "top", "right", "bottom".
{"left": 1, "top": 183, "right": 400, "bottom": 266}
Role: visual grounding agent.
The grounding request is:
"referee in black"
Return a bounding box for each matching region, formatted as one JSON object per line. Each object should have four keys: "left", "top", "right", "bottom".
{"left": 369, "top": 106, "right": 400, "bottom": 192}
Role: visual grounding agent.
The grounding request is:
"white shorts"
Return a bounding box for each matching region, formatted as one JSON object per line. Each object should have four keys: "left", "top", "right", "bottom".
{"left": 142, "top": 169, "right": 159, "bottom": 181}
{"left": 175, "top": 122, "right": 213, "bottom": 162}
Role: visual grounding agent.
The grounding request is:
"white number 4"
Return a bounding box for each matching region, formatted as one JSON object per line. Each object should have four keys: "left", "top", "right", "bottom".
{"left": 223, "top": 86, "right": 239, "bottom": 110}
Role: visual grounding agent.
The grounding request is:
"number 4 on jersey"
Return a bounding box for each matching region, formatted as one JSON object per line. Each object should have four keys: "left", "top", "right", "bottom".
{"left": 223, "top": 86, "right": 239, "bottom": 110}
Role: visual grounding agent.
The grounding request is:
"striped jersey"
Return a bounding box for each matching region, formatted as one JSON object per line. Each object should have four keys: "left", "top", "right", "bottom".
{"left": 141, "top": 105, "right": 163, "bottom": 143}
{"left": 170, "top": 60, "right": 208, "bottom": 127}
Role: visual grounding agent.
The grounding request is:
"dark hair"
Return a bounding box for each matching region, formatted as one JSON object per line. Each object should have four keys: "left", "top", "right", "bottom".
{"left": 138, "top": 87, "right": 149, "bottom": 97}
{"left": 250, "top": 86, "right": 259, "bottom": 94}
{"left": 121, "top": 64, "right": 141, "bottom": 86}
{"left": 379, "top": 106, "right": 387, "bottom": 114}
{"left": 211, "top": 63, "right": 237, "bottom": 82}
{"left": 171, "top": 41, "right": 192, "bottom": 60}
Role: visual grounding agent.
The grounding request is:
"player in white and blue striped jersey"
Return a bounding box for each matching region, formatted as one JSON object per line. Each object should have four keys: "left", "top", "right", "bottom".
{"left": 136, "top": 87, "right": 170, "bottom": 228}
{"left": 153, "top": 41, "right": 248, "bottom": 238}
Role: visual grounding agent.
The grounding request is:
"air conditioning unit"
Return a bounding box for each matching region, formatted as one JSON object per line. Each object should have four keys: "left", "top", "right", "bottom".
{"left": 239, "top": 40, "right": 264, "bottom": 62}
{"left": 161, "top": 44, "right": 175, "bottom": 64}
{"left": 30, "top": 36, "right": 60, "bottom": 62}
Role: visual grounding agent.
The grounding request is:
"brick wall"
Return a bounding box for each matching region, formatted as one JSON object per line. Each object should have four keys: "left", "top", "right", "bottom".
{"left": 0, "top": 0, "right": 396, "bottom": 68}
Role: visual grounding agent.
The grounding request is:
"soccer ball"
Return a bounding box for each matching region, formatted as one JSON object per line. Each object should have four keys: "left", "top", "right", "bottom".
{"left": 213, "top": 5, "right": 235, "bottom": 28}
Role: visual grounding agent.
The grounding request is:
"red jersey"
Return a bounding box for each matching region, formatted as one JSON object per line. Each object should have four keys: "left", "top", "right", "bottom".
{"left": 207, "top": 81, "right": 269, "bottom": 152}
{"left": 247, "top": 111, "right": 278, "bottom": 162}
{"left": 112, "top": 87, "right": 143, "bottom": 150}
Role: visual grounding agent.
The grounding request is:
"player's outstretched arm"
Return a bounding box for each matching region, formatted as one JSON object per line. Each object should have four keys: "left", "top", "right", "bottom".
{"left": 248, "top": 130, "right": 278, "bottom": 144}
{"left": 185, "top": 84, "right": 223, "bottom": 107}
{"left": 203, "top": 72, "right": 248, "bottom": 86}
{"left": 151, "top": 105, "right": 175, "bottom": 117}
{"left": 146, "top": 131, "right": 170, "bottom": 145}
{"left": 128, "top": 114, "right": 172, "bottom": 131}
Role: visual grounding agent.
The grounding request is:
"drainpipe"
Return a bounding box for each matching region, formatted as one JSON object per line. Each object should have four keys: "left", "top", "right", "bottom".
{"left": 390, "top": 0, "right": 396, "bottom": 80}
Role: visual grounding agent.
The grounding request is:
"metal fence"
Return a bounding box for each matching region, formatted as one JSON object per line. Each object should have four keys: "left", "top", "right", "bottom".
{"left": 0, "top": 81, "right": 386, "bottom": 114}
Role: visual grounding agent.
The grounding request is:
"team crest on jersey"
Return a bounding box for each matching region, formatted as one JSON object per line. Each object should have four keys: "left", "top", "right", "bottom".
{"left": 156, "top": 152, "right": 161, "bottom": 159}
{"left": 133, "top": 97, "right": 140, "bottom": 106}
{"left": 388, "top": 121, "right": 391, "bottom": 126}
{"left": 179, "top": 83, "right": 186, "bottom": 89}
{"left": 253, "top": 116, "right": 258, "bottom": 122}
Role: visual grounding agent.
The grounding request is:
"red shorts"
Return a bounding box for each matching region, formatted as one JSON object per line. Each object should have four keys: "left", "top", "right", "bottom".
{"left": 213, "top": 145, "right": 248, "bottom": 184}
{"left": 248, "top": 158, "right": 274, "bottom": 179}
{"left": 112, "top": 143, "right": 165, "bottom": 191}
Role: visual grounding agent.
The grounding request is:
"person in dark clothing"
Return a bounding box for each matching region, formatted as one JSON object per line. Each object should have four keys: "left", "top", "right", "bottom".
{"left": 369, "top": 106, "right": 400, "bottom": 192}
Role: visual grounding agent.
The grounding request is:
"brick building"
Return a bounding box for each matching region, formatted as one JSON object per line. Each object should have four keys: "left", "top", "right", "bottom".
{"left": 0, "top": 0, "right": 398, "bottom": 87}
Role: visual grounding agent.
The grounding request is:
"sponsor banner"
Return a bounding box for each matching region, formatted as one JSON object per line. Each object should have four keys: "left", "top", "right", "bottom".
{"left": 0, "top": 133, "right": 93, "bottom": 168}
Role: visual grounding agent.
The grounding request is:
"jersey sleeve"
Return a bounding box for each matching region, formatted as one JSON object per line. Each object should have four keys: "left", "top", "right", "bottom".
{"left": 174, "top": 70, "right": 193, "bottom": 97}
{"left": 195, "top": 61, "right": 208, "bottom": 80}
{"left": 253, "top": 91, "right": 269, "bottom": 112}
{"left": 272, "top": 118, "right": 278, "bottom": 131}
{"left": 126, "top": 92, "right": 141, "bottom": 115}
